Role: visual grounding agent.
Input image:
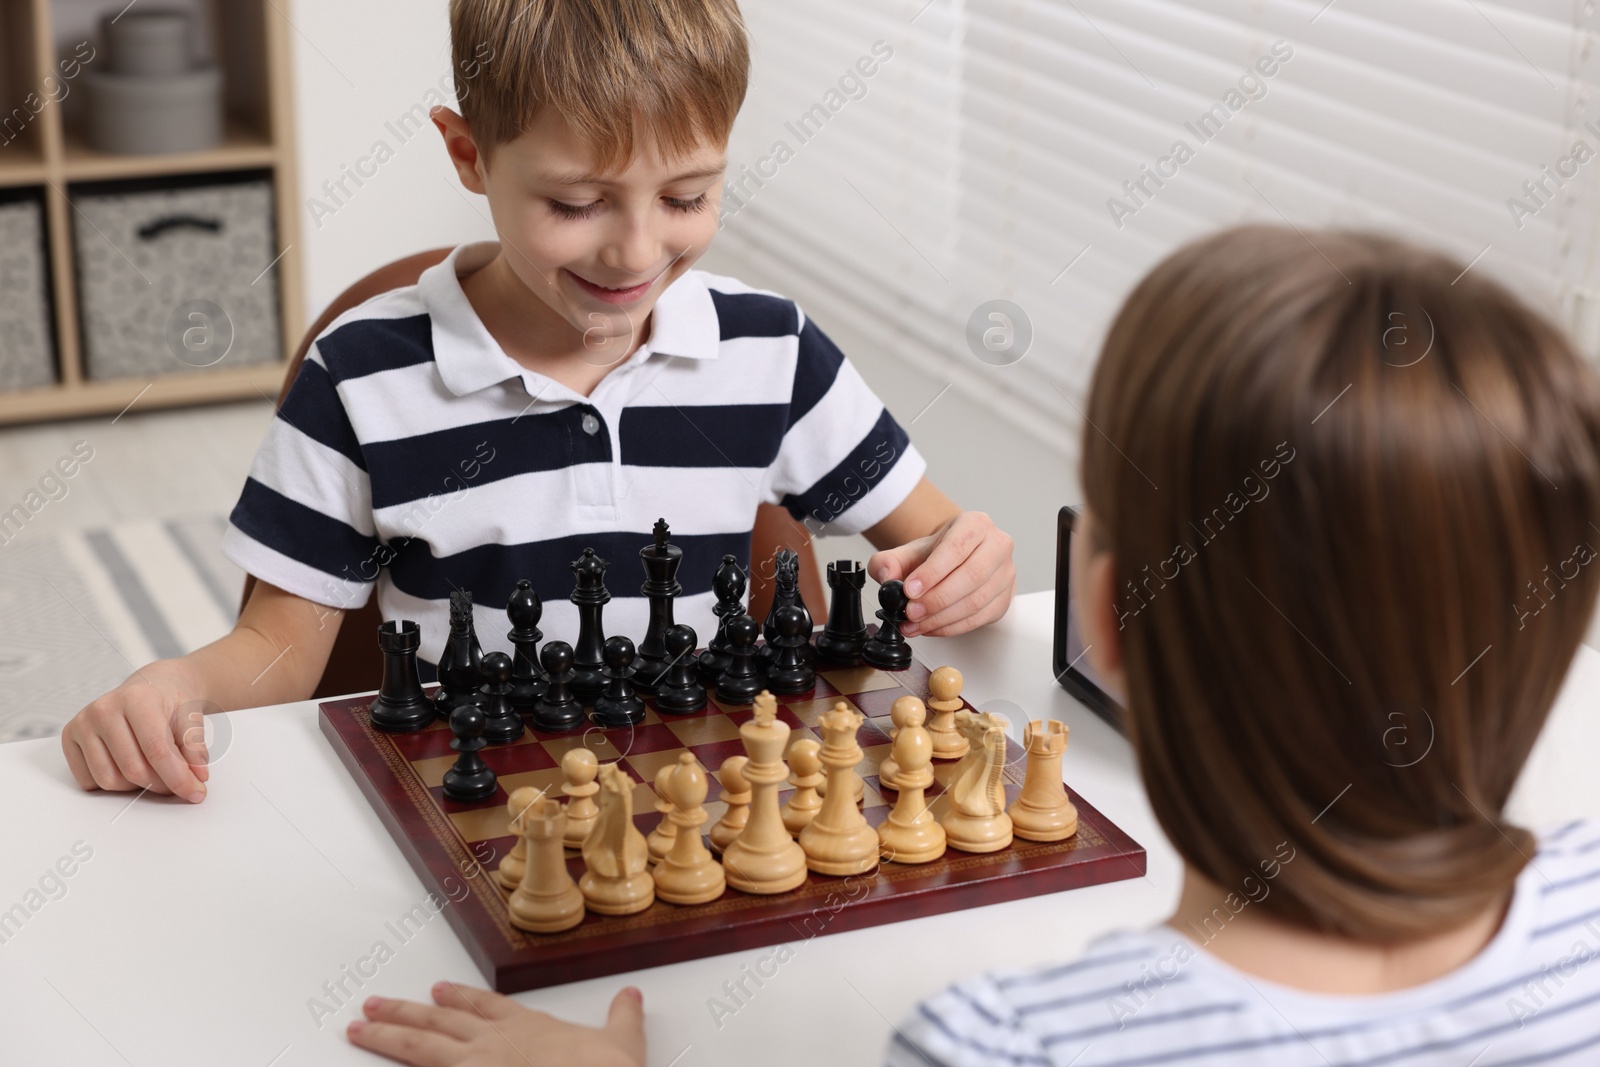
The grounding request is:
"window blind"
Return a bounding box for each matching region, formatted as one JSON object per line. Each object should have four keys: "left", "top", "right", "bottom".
{"left": 714, "top": 0, "right": 1600, "bottom": 455}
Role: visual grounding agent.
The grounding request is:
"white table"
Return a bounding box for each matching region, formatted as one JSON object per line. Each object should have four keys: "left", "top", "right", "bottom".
{"left": 2, "top": 591, "right": 1596, "bottom": 1067}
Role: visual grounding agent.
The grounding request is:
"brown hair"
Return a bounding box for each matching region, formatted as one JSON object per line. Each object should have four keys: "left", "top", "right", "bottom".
{"left": 450, "top": 0, "right": 749, "bottom": 170}
{"left": 1083, "top": 224, "right": 1600, "bottom": 940}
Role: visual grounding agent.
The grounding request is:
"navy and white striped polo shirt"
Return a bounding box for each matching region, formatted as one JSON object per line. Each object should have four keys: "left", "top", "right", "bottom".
{"left": 887, "top": 821, "right": 1600, "bottom": 1067}
{"left": 223, "top": 241, "right": 925, "bottom": 673}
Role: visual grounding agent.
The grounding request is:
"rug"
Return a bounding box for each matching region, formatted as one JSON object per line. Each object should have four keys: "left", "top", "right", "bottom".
{"left": 0, "top": 514, "right": 241, "bottom": 743}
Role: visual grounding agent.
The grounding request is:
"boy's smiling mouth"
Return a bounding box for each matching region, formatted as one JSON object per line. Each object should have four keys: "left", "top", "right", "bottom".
{"left": 565, "top": 269, "right": 659, "bottom": 305}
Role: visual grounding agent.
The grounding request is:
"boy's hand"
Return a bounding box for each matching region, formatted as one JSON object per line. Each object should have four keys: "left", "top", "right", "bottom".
{"left": 60, "top": 663, "right": 209, "bottom": 803}
{"left": 868, "top": 511, "right": 1016, "bottom": 637}
{"left": 347, "top": 983, "right": 646, "bottom": 1067}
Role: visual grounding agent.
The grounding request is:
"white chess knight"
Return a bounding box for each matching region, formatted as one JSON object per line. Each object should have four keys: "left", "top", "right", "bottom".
{"left": 940, "top": 710, "right": 1014, "bottom": 852}
{"left": 578, "top": 762, "right": 654, "bottom": 915}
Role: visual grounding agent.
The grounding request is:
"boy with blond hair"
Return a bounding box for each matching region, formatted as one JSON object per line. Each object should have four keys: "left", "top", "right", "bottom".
{"left": 60, "top": 0, "right": 1016, "bottom": 798}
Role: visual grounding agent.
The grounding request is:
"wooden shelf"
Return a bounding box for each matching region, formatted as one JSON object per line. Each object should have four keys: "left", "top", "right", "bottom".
{"left": 61, "top": 119, "right": 278, "bottom": 182}
{"left": 0, "top": 361, "right": 288, "bottom": 426}
{"left": 0, "top": 0, "right": 306, "bottom": 426}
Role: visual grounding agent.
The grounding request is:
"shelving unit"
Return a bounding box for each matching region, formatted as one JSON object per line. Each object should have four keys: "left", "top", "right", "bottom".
{"left": 0, "top": 0, "right": 302, "bottom": 425}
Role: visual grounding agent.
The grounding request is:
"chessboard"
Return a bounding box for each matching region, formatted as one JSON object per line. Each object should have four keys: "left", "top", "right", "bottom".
{"left": 320, "top": 655, "right": 1146, "bottom": 994}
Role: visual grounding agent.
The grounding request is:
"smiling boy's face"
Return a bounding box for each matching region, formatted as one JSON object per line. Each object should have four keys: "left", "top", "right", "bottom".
{"left": 437, "top": 105, "right": 727, "bottom": 357}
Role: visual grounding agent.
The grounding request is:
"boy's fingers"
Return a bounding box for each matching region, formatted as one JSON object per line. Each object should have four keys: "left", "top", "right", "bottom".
{"left": 131, "top": 706, "right": 205, "bottom": 802}
{"left": 903, "top": 515, "right": 989, "bottom": 600}
{"left": 346, "top": 1019, "right": 462, "bottom": 1067}
{"left": 906, "top": 534, "right": 1013, "bottom": 625}
{"left": 606, "top": 986, "right": 646, "bottom": 1051}
{"left": 172, "top": 706, "right": 211, "bottom": 784}
{"left": 867, "top": 539, "right": 927, "bottom": 585}
{"left": 914, "top": 566, "right": 1016, "bottom": 637}
{"left": 99, "top": 715, "right": 163, "bottom": 793}
{"left": 432, "top": 980, "right": 525, "bottom": 1023}
{"left": 81, "top": 735, "right": 135, "bottom": 792}
{"left": 364, "top": 996, "right": 482, "bottom": 1042}
{"left": 61, "top": 729, "right": 98, "bottom": 791}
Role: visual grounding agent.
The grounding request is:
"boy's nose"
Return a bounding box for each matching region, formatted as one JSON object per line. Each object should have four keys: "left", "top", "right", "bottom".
{"left": 600, "top": 221, "right": 661, "bottom": 277}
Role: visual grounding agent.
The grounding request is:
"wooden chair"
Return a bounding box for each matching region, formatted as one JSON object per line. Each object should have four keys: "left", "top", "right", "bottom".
{"left": 238, "top": 248, "right": 825, "bottom": 699}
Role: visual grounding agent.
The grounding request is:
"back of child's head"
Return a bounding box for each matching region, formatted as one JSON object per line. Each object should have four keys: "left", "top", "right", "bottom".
{"left": 1083, "top": 224, "right": 1600, "bottom": 941}
{"left": 449, "top": 0, "right": 748, "bottom": 169}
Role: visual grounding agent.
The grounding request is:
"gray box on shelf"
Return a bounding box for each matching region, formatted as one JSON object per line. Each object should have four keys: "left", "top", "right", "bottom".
{"left": 72, "top": 177, "right": 283, "bottom": 382}
{"left": 0, "top": 197, "right": 57, "bottom": 391}
{"left": 85, "top": 8, "right": 223, "bottom": 156}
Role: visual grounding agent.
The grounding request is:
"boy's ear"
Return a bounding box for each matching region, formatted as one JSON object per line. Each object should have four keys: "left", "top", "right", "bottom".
{"left": 432, "top": 107, "right": 488, "bottom": 195}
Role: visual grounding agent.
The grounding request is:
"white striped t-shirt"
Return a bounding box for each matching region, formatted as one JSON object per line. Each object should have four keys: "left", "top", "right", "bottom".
{"left": 889, "top": 821, "right": 1600, "bottom": 1067}
{"left": 222, "top": 241, "right": 925, "bottom": 675}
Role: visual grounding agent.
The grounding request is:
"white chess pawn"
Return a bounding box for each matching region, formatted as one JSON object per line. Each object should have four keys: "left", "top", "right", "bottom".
{"left": 927, "top": 666, "right": 970, "bottom": 760}
{"left": 875, "top": 694, "right": 926, "bottom": 793}
{"left": 709, "top": 756, "right": 751, "bottom": 852}
{"left": 1009, "top": 720, "right": 1078, "bottom": 842}
{"left": 653, "top": 753, "right": 726, "bottom": 905}
{"left": 561, "top": 748, "right": 601, "bottom": 849}
{"left": 877, "top": 698, "right": 945, "bottom": 864}
{"left": 781, "top": 738, "right": 824, "bottom": 835}
{"left": 496, "top": 786, "right": 542, "bottom": 891}
{"left": 507, "top": 793, "right": 586, "bottom": 933}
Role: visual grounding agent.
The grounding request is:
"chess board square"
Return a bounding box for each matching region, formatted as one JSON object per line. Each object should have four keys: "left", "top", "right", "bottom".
{"left": 818, "top": 666, "right": 903, "bottom": 694}
{"left": 662, "top": 715, "right": 743, "bottom": 746}
{"left": 783, "top": 696, "right": 861, "bottom": 727}
{"left": 390, "top": 725, "right": 457, "bottom": 763}
{"left": 810, "top": 673, "right": 844, "bottom": 699}
{"left": 856, "top": 720, "right": 891, "bottom": 747}
{"left": 859, "top": 742, "right": 892, "bottom": 779}
{"left": 624, "top": 747, "right": 700, "bottom": 784}
{"left": 450, "top": 805, "right": 515, "bottom": 843}
{"left": 498, "top": 766, "right": 567, "bottom": 801}
{"left": 482, "top": 743, "right": 560, "bottom": 776}
{"left": 691, "top": 737, "right": 757, "bottom": 774}
{"left": 540, "top": 733, "right": 623, "bottom": 765}
{"left": 432, "top": 782, "right": 506, "bottom": 816}
{"left": 852, "top": 687, "right": 921, "bottom": 719}
{"left": 602, "top": 722, "right": 684, "bottom": 757}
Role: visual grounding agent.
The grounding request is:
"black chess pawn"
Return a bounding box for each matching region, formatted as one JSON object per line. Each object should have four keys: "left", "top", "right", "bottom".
{"left": 633, "top": 518, "right": 683, "bottom": 696}
{"left": 442, "top": 702, "right": 497, "bottom": 803}
{"left": 654, "top": 624, "right": 707, "bottom": 714}
{"left": 532, "top": 640, "right": 584, "bottom": 732}
{"left": 765, "top": 605, "right": 816, "bottom": 695}
{"left": 479, "top": 651, "right": 526, "bottom": 745}
{"left": 505, "top": 580, "right": 548, "bottom": 714}
{"left": 697, "top": 554, "right": 747, "bottom": 684}
{"left": 814, "top": 560, "right": 868, "bottom": 666}
{"left": 569, "top": 548, "right": 611, "bottom": 705}
{"left": 592, "top": 635, "right": 646, "bottom": 728}
{"left": 862, "top": 579, "right": 913, "bottom": 671}
{"left": 434, "top": 590, "right": 485, "bottom": 720}
{"left": 370, "top": 620, "right": 433, "bottom": 733}
{"left": 715, "top": 614, "right": 765, "bottom": 705}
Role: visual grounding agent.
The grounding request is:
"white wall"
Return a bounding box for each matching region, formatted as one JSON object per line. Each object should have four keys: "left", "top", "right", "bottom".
{"left": 285, "top": 0, "right": 494, "bottom": 317}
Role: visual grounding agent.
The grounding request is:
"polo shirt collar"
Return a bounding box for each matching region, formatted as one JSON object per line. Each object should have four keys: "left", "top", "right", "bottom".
{"left": 420, "top": 241, "right": 721, "bottom": 399}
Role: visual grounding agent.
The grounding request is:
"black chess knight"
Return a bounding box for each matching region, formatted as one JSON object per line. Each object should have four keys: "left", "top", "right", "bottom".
{"left": 434, "top": 590, "right": 485, "bottom": 720}
{"left": 633, "top": 518, "right": 682, "bottom": 695}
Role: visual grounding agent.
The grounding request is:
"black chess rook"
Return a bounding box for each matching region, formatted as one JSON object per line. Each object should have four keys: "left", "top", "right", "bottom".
{"left": 814, "top": 559, "right": 868, "bottom": 666}
{"left": 370, "top": 620, "right": 433, "bottom": 733}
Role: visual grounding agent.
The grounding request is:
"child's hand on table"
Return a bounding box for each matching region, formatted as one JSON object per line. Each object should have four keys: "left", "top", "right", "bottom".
{"left": 868, "top": 510, "right": 1016, "bottom": 638}
{"left": 347, "top": 983, "right": 646, "bottom": 1067}
{"left": 60, "top": 661, "right": 210, "bottom": 802}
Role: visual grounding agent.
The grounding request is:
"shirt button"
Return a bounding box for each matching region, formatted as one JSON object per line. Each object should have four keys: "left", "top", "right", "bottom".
{"left": 581, "top": 413, "right": 601, "bottom": 436}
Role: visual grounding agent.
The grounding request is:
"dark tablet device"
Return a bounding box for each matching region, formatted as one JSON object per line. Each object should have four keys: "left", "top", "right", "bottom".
{"left": 1052, "top": 505, "right": 1127, "bottom": 732}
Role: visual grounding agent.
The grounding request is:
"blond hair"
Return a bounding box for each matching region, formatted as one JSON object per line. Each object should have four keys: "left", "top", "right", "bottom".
{"left": 450, "top": 0, "right": 749, "bottom": 169}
